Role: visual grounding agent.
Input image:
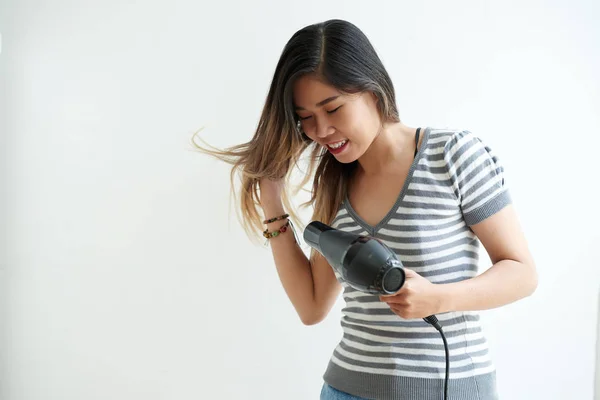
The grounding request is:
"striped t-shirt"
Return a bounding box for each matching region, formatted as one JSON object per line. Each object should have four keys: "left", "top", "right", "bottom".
{"left": 322, "top": 127, "right": 510, "bottom": 400}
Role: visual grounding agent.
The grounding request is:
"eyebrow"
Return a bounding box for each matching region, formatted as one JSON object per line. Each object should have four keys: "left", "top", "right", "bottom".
{"left": 294, "top": 95, "right": 340, "bottom": 110}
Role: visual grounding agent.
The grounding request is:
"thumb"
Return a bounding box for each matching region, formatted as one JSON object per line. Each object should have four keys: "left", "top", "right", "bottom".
{"left": 403, "top": 268, "right": 419, "bottom": 278}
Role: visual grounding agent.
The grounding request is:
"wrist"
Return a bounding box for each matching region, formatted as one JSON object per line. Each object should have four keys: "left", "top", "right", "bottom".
{"left": 261, "top": 201, "right": 285, "bottom": 216}
{"left": 261, "top": 206, "right": 289, "bottom": 231}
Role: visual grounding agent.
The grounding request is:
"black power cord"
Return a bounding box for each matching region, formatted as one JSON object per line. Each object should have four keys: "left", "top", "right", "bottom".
{"left": 424, "top": 315, "right": 449, "bottom": 400}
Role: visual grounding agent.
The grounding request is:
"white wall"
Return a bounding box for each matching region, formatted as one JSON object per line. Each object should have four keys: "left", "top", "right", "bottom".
{"left": 1, "top": 27, "right": 8, "bottom": 399}
{"left": 2, "top": 1, "right": 599, "bottom": 399}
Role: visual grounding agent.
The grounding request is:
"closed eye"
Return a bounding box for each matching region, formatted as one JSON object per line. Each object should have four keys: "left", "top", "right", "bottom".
{"left": 327, "top": 105, "right": 342, "bottom": 114}
{"left": 297, "top": 105, "right": 342, "bottom": 121}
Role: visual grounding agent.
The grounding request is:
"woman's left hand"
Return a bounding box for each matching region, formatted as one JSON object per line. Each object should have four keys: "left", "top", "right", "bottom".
{"left": 379, "top": 268, "right": 445, "bottom": 319}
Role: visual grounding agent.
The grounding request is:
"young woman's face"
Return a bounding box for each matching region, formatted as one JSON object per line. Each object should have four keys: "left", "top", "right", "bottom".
{"left": 292, "top": 75, "right": 382, "bottom": 163}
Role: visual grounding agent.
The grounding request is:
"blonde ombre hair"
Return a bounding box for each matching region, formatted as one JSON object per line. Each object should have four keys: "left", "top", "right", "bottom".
{"left": 192, "top": 19, "right": 400, "bottom": 242}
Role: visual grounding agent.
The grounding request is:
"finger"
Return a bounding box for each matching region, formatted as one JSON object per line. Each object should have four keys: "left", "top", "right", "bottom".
{"left": 403, "top": 268, "right": 418, "bottom": 278}
{"left": 380, "top": 286, "right": 405, "bottom": 300}
{"left": 379, "top": 292, "right": 402, "bottom": 301}
{"left": 389, "top": 305, "right": 402, "bottom": 314}
{"left": 380, "top": 294, "right": 407, "bottom": 304}
{"left": 389, "top": 305, "right": 409, "bottom": 319}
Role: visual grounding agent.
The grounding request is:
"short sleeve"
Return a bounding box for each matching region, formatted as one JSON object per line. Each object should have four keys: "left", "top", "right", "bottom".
{"left": 443, "top": 130, "right": 512, "bottom": 226}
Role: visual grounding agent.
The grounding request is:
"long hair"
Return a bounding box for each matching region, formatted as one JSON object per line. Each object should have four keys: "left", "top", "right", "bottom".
{"left": 192, "top": 19, "right": 400, "bottom": 242}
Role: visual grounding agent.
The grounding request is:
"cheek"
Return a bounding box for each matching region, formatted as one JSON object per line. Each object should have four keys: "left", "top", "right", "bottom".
{"left": 349, "top": 102, "right": 379, "bottom": 128}
{"left": 300, "top": 120, "right": 318, "bottom": 141}
{"left": 337, "top": 111, "right": 362, "bottom": 136}
{"left": 344, "top": 113, "right": 376, "bottom": 143}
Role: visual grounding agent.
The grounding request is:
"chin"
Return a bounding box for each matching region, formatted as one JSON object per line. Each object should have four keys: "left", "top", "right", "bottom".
{"left": 331, "top": 149, "right": 360, "bottom": 164}
{"left": 334, "top": 154, "right": 359, "bottom": 164}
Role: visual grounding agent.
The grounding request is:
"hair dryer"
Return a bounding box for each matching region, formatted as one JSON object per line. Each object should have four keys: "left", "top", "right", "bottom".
{"left": 303, "top": 221, "right": 450, "bottom": 400}
{"left": 303, "top": 221, "right": 406, "bottom": 295}
{"left": 303, "top": 220, "right": 441, "bottom": 325}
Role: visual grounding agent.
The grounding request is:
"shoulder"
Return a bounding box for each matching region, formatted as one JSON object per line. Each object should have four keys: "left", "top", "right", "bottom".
{"left": 425, "top": 128, "right": 498, "bottom": 163}
{"left": 425, "top": 127, "right": 464, "bottom": 144}
{"left": 425, "top": 127, "right": 481, "bottom": 151}
{"left": 421, "top": 127, "right": 466, "bottom": 157}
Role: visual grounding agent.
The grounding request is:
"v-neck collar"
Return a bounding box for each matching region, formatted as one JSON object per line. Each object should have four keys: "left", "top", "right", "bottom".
{"left": 342, "top": 126, "right": 431, "bottom": 236}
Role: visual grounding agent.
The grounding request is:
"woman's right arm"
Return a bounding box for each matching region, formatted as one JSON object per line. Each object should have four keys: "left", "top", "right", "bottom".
{"left": 260, "top": 179, "right": 342, "bottom": 325}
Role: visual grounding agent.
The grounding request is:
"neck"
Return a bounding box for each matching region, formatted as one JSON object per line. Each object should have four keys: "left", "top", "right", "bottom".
{"left": 357, "top": 122, "right": 417, "bottom": 175}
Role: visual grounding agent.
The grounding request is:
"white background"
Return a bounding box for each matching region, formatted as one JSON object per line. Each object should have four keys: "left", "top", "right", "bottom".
{"left": 2, "top": 1, "right": 600, "bottom": 399}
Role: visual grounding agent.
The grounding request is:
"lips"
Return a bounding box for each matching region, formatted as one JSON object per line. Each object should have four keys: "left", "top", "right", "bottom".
{"left": 326, "top": 140, "right": 348, "bottom": 150}
{"left": 325, "top": 139, "right": 349, "bottom": 154}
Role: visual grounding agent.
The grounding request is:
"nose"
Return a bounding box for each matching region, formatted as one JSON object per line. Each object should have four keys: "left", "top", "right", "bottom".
{"left": 315, "top": 117, "right": 335, "bottom": 139}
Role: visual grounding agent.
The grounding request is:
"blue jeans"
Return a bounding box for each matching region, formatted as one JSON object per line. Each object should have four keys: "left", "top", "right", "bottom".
{"left": 320, "top": 383, "right": 369, "bottom": 400}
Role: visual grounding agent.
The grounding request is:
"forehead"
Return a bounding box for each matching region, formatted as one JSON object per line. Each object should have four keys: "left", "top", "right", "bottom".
{"left": 292, "top": 75, "right": 342, "bottom": 107}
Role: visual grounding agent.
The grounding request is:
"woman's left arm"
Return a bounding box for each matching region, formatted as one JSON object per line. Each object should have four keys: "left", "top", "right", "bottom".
{"left": 380, "top": 204, "right": 538, "bottom": 319}
{"left": 381, "top": 130, "right": 537, "bottom": 318}
{"left": 436, "top": 203, "right": 538, "bottom": 313}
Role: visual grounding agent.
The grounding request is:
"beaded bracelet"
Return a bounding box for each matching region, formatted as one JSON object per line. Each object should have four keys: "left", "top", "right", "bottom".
{"left": 263, "top": 220, "right": 290, "bottom": 239}
{"left": 263, "top": 213, "right": 289, "bottom": 225}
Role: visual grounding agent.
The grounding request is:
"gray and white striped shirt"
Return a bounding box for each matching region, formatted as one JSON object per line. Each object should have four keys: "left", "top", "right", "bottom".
{"left": 322, "top": 127, "right": 510, "bottom": 400}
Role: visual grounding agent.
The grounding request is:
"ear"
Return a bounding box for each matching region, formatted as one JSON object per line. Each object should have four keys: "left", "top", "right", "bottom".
{"left": 370, "top": 92, "right": 379, "bottom": 104}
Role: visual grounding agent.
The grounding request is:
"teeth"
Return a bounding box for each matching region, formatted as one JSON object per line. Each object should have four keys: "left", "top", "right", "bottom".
{"left": 327, "top": 140, "right": 347, "bottom": 149}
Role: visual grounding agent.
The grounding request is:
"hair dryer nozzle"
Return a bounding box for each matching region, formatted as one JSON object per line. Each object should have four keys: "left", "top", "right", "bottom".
{"left": 381, "top": 265, "right": 405, "bottom": 293}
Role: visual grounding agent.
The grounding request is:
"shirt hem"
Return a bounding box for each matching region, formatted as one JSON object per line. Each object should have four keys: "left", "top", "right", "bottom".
{"left": 323, "top": 361, "right": 498, "bottom": 400}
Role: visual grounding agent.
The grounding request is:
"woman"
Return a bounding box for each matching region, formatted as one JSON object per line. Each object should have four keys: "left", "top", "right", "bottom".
{"left": 196, "top": 19, "right": 537, "bottom": 400}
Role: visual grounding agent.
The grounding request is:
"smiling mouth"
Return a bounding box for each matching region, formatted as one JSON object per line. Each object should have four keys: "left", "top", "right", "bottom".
{"left": 326, "top": 140, "right": 348, "bottom": 149}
